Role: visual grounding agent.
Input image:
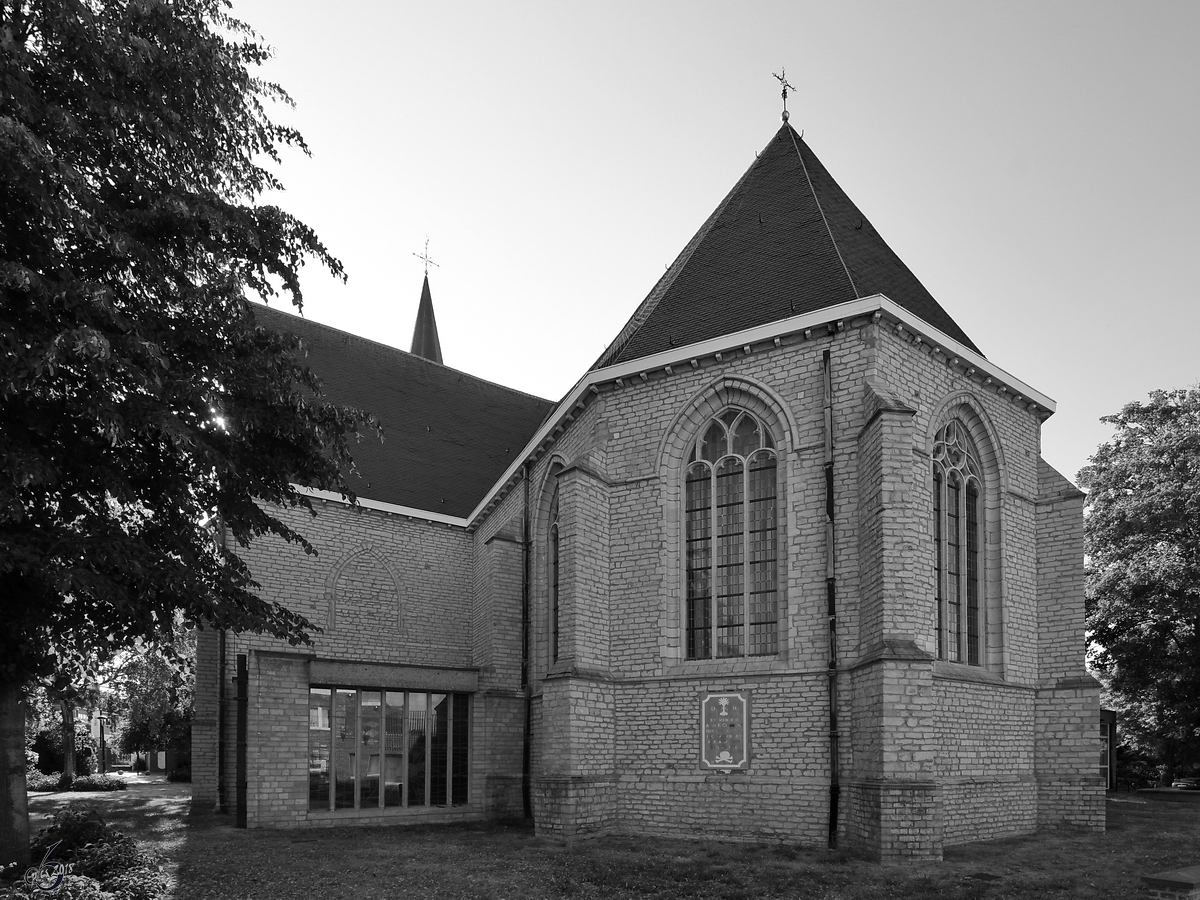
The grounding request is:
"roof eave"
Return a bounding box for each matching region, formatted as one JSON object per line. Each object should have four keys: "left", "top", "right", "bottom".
{"left": 464, "top": 295, "right": 1054, "bottom": 525}
{"left": 301, "top": 295, "right": 1055, "bottom": 528}
{"left": 295, "top": 486, "right": 471, "bottom": 528}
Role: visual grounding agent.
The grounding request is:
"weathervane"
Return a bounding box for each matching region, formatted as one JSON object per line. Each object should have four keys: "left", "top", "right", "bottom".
{"left": 413, "top": 237, "right": 440, "bottom": 276}
{"left": 772, "top": 68, "right": 795, "bottom": 123}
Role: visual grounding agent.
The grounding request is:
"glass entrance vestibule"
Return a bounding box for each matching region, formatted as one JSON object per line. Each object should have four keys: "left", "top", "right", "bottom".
{"left": 308, "top": 687, "right": 469, "bottom": 811}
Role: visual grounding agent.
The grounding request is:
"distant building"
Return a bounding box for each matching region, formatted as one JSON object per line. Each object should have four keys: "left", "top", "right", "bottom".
{"left": 192, "top": 121, "right": 1103, "bottom": 862}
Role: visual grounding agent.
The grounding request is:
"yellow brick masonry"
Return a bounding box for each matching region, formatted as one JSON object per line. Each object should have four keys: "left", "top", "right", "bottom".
{"left": 1035, "top": 460, "right": 1105, "bottom": 830}
{"left": 193, "top": 310, "right": 1101, "bottom": 857}
{"left": 513, "top": 315, "right": 1101, "bottom": 859}
{"left": 193, "top": 500, "right": 490, "bottom": 827}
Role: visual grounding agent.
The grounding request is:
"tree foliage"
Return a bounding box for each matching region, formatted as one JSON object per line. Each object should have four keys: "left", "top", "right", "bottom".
{"left": 0, "top": 0, "right": 374, "bottom": 680}
{"left": 110, "top": 630, "right": 193, "bottom": 756}
{"left": 1, "top": 0, "right": 375, "bottom": 863}
{"left": 1080, "top": 388, "right": 1200, "bottom": 776}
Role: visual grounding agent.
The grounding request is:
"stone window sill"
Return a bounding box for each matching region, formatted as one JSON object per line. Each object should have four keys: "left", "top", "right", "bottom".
{"left": 933, "top": 660, "right": 1011, "bottom": 686}
{"left": 664, "top": 655, "right": 789, "bottom": 677}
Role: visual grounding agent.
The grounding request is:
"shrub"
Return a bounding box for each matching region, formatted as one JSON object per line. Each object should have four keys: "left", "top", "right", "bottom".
{"left": 167, "top": 766, "right": 190, "bottom": 783}
{"left": 8, "top": 873, "right": 110, "bottom": 900}
{"left": 71, "top": 832, "right": 140, "bottom": 879}
{"left": 19, "top": 802, "right": 168, "bottom": 900}
{"left": 30, "top": 803, "right": 108, "bottom": 859}
{"left": 30, "top": 726, "right": 101, "bottom": 776}
{"left": 131, "top": 757, "right": 147, "bottom": 773}
{"left": 26, "top": 770, "right": 66, "bottom": 792}
{"left": 71, "top": 774, "right": 128, "bottom": 792}
{"left": 102, "top": 863, "right": 169, "bottom": 900}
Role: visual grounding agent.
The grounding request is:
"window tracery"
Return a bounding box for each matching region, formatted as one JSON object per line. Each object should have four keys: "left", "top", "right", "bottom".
{"left": 932, "top": 419, "right": 983, "bottom": 665}
{"left": 685, "top": 409, "right": 778, "bottom": 659}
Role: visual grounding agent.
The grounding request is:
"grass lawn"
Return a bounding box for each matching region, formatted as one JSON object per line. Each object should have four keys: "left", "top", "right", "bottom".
{"left": 23, "top": 787, "right": 1200, "bottom": 900}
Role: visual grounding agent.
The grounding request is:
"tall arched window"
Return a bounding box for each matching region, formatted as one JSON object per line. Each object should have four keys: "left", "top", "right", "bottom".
{"left": 685, "top": 409, "right": 778, "bottom": 659}
{"left": 549, "top": 481, "right": 560, "bottom": 663}
{"left": 932, "top": 420, "right": 983, "bottom": 665}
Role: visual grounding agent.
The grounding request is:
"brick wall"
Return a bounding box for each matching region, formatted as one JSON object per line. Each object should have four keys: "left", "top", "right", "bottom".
{"left": 1034, "top": 460, "right": 1105, "bottom": 830}
{"left": 193, "top": 500, "right": 489, "bottom": 827}
{"left": 247, "top": 653, "right": 309, "bottom": 826}
{"left": 191, "top": 626, "right": 220, "bottom": 810}
{"left": 192, "top": 310, "right": 1099, "bottom": 852}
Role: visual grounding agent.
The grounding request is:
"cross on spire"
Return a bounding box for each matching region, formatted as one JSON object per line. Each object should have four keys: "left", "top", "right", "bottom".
{"left": 772, "top": 68, "right": 795, "bottom": 123}
{"left": 413, "top": 237, "right": 440, "bottom": 276}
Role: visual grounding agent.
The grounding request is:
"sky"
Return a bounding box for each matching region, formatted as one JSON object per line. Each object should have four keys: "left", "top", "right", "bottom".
{"left": 232, "top": 0, "right": 1199, "bottom": 487}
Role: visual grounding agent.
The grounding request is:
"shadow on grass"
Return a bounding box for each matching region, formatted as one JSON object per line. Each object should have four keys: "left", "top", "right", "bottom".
{"left": 24, "top": 788, "right": 1200, "bottom": 900}
{"left": 26, "top": 781, "right": 193, "bottom": 872}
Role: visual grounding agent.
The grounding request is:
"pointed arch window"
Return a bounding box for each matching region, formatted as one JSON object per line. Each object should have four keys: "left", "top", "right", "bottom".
{"left": 685, "top": 409, "right": 778, "bottom": 659}
{"left": 932, "top": 420, "right": 983, "bottom": 665}
{"left": 549, "top": 482, "right": 560, "bottom": 663}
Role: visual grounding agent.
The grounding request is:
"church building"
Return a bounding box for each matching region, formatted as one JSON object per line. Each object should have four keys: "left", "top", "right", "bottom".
{"left": 192, "top": 120, "right": 1104, "bottom": 862}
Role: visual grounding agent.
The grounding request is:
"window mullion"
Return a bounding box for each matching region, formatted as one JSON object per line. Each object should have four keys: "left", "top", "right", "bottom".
{"left": 446, "top": 695, "right": 455, "bottom": 806}
{"left": 401, "top": 691, "right": 409, "bottom": 808}
{"left": 353, "top": 691, "right": 362, "bottom": 809}
{"left": 742, "top": 458, "right": 750, "bottom": 657}
{"left": 424, "top": 694, "right": 432, "bottom": 807}
{"left": 709, "top": 467, "right": 717, "bottom": 660}
{"left": 957, "top": 479, "right": 967, "bottom": 662}
{"left": 940, "top": 474, "right": 947, "bottom": 660}
{"left": 935, "top": 468, "right": 945, "bottom": 660}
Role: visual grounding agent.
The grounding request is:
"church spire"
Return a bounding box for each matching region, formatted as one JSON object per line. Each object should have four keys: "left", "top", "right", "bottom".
{"left": 410, "top": 274, "right": 443, "bottom": 364}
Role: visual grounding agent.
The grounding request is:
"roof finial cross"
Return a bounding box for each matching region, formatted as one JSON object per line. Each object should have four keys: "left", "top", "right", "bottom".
{"left": 413, "top": 237, "right": 440, "bottom": 276}
{"left": 772, "top": 68, "right": 795, "bottom": 123}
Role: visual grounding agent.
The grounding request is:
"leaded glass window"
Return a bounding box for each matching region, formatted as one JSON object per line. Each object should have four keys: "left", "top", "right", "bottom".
{"left": 932, "top": 420, "right": 983, "bottom": 665}
{"left": 308, "top": 686, "right": 469, "bottom": 811}
{"left": 549, "top": 483, "right": 560, "bottom": 663}
{"left": 686, "top": 409, "right": 778, "bottom": 659}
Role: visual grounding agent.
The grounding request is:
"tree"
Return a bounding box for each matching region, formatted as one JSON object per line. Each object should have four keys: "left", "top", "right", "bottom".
{"left": 1, "top": 0, "right": 375, "bottom": 864}
{"left": 1080, "top": 388, "right": 1200, "bottom": 783}
{"left": 38, "top": 653, "right": 102, "bottom": 783}
{"left": 110, "top": 628, "right": 194, "bottom": 762}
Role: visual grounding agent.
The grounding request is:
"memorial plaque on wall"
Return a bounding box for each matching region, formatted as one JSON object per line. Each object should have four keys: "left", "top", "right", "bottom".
{"left": 700, "top": 691, "right": 750, "bottom": 770}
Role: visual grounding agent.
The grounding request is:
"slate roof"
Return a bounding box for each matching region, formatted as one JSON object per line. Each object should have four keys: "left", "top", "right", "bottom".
{"left": 595, "top": 123, "right": 980, "bottom": 368}
{"left": 409, "top": 275, "right": 443, "bottom": 364}
{"left": 252, "top": 304, "right": 553, "bottom": 517}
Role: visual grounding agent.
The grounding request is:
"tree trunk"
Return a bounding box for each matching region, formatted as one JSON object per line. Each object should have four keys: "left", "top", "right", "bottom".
{"left": 0, "top": 677, "right": 30, "bottom": 867}
{"left": 61, "top": 699, "right": 76, "bottom": 781}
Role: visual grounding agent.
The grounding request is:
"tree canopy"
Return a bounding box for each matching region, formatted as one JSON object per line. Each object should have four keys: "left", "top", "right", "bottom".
{"left": 1080, "top": 387, "right": 1200, "bottom": 778}
{"left": 1, "top": 0, "right": 374, "bottom": 863}
{"left": 110, "top": 629, "right": 194, "bottom": 758}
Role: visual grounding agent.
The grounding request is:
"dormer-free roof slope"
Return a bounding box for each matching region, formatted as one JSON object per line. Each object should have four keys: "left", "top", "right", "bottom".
{"left": 596, "top": 123, "right": 980, "bottom": 368}
{"left": 253, "top": 304, "right": 552, "bottom": 517}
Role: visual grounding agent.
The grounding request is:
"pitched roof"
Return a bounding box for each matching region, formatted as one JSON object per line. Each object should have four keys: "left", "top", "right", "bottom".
{"left": 252, "top": 304, "right": 553, "bottom": 517}
{"left": 409, "top": 275, "right": 443, "bottom": 364}
{"left": 595, "top": 123, "right": 980, "bottom": 368}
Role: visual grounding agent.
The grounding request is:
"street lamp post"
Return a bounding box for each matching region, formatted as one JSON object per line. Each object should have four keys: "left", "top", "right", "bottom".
{"left": 98, "top": 714, "right": 107, "bottom": 774}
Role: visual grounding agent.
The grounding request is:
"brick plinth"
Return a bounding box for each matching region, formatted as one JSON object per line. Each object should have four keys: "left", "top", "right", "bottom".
{"left": 532, "top": 776, "right": 617, "bottom": 838}
{"left": 844, "top": 779, "right": 943, "bottom": 863}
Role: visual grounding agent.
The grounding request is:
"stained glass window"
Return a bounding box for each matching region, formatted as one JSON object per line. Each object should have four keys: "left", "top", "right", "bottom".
{"left": 685, "top": 409, "right": 778, "bottom": 659}
{"left": 549, "top": 483, "right": 560, "bottom": 663}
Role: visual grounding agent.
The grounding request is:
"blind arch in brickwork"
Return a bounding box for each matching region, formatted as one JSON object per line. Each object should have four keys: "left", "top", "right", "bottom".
{"left": 325, "top": 545, "right": 403, "bottom": 633}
